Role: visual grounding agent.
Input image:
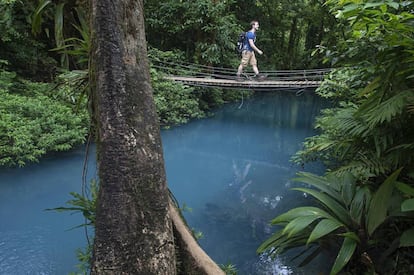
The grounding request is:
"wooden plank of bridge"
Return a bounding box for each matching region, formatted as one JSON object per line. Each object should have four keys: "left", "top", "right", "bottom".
{"left": 166, "top": 76, "right": 321, "bottom": 89}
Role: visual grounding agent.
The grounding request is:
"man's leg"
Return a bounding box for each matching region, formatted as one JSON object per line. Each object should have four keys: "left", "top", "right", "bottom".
{"left": 250, "top": 53, "right": 260, "bottom": 75}
{"left": 252, "top": 65, "right": 259, "bottom": 75}
{"left": 236, "top": 51, "right": 250, "bottom": 81}
{"left": 237, "top": 64, "right": 244, "bottom": 76}
{"left": 250, "top": 54, "right": 266, "bottom": 80}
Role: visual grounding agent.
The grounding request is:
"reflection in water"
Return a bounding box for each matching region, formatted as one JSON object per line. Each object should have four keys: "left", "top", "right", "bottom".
{"left": 0, "top": 90, "right": 329, "bottom": 274}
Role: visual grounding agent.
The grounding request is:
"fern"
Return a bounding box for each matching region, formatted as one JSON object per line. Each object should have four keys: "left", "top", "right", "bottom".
{"left": 359, "top": 90, "right": 411, "bottom": 130}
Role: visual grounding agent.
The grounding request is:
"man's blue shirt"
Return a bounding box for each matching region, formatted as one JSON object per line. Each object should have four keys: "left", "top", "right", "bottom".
{"left": 244, "top": 31, "right": 256, "bottom": 52}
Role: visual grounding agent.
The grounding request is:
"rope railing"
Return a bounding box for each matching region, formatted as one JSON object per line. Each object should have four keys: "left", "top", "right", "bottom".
{"left": 150, "top": 58, "right": 331, "bottom": 81}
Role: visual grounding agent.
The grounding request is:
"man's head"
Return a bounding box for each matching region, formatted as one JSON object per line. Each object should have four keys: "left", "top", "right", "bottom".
{"left": 250, "top": 20, "right": 259, "bottom": 31}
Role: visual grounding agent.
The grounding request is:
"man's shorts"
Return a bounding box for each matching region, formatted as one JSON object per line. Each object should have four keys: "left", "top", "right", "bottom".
{"left": 240, "top": 50, "right": 257, "bottom": 67}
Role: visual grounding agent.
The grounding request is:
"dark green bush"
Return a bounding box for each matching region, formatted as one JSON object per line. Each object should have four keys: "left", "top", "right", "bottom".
{"left": 151, "top": 68, "right": 204, "bottom": 127}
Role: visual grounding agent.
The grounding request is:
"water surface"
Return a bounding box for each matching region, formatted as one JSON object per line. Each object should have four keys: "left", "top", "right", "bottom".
{"left": 163, "top": 91, "right": 328, "bottom": 274}
{"left": 0, "top": 91, "right": 329, "bottom": 274}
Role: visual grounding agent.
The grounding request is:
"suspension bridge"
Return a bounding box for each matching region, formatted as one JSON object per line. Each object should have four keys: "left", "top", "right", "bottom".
{"left": 151, "top": 59, "right": 331, "bottom": 91}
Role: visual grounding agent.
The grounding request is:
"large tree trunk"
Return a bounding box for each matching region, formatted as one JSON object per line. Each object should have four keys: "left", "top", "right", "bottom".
{"left": 89, "top": 0, "right": 225, "bottom": 274}
{"left": 90, "top": 0, "right": 175, "bottom": 273}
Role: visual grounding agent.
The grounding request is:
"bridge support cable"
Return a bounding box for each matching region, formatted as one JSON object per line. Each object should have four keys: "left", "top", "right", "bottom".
{"left": 149, "top": 57, "right": 331, "bottom": 90}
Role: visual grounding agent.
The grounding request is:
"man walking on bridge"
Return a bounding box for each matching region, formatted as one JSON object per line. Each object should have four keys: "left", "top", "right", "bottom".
{"left": 236, "top": 20, "right": 266, "bottom": 82}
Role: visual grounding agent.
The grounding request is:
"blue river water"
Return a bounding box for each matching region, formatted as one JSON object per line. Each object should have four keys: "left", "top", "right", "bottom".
{"left": 0, "top": 91, "right": 330, "bottom": 274}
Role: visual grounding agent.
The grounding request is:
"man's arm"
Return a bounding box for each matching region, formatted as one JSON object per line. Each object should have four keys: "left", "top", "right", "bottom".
{"left": 249, "top": 39, "right": 263, "bottom": 55}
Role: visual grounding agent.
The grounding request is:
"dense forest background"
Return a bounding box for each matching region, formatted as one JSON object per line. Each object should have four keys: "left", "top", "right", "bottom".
{"left": 1, "top": 0, "right": 414, "bottom": 274}
{"left": 0, "top": 0, "right": 340, "bottom": 166}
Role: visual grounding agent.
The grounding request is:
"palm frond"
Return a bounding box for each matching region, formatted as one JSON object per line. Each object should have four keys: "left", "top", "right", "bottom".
{"left": 361, "top": 90, "right": 411, "bottom": 130}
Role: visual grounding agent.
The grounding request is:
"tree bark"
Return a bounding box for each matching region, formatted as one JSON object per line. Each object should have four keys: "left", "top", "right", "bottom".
{"left": 89, "top": 0, "right": 225, "bottom": 274}
{"left": 90, "top": 0, "right": 175, "bottom": 273}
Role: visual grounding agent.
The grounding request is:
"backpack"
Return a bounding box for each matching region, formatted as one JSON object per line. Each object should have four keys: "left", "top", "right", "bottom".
{"left": 236, "top": 32, "right": 246, "bottom": 54}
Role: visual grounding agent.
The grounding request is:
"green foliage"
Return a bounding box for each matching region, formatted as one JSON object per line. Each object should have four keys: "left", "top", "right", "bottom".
{"left": 0, "top": 69, "right": 88, "bottom": 166}
{"left": 68, "top": 245, "right": 93, "bottom": 275}
{"left": 48, "top": 7, "right": 90, "bottom": 70}
{"left": 285, "top": 3, "right": 414, "bottom": 273}
{"left": 47, "top": 179, "right": 98, "bottom": 228}
{"left": 293, "top": 1, "right": 414, "bottom": 180}
{"left": 144, "top": 0, "right": 339, "bottom": 69}
{"left": 145, "top": 0, "right": 239, "bottom": 66}
{"left": 48, "top": 179, "right": 98, "bottom": 274}
{"left": 149, "top": 47, "right": 252, "bottom": 126}
{"left": 259, "top": 170, "right": 414, "bottom": 274}
{"left": 220, "top": 262, "right": 238, "bottom": 275}
{"left": 0, "top": 0, "right": 57, "bottom": 80}
{"left": 151, "top": 67, "right": 204, "bottom": 127}
{"left": 30, "top": 0, "right": 89, "bottom": 70}
{"left": 315, "top": 67, "right": 370, "bottom": 100}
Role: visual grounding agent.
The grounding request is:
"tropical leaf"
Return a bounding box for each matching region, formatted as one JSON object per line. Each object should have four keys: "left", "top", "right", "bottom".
{"left": 307, "top": 218, "right": 343, "bottom": 244}
{"left": 31, "top": 0, "right": 52, "bottom": 35}
{"left": 333, "top": 158, "right": 386, "bottom": 179}
{"left": 270, "top": 206, "right": 335, "bottom": 224}
{"left": 396, "top": 181, "right": 414, "bottom": 196}
{"left": 338, "top": 231, "right": 360, "bottom": 243}
{"left": 401, "top": 198, "right": 414, "bottom": 212}
{"left": 293, "top": 187, "right": 352, "bottom": 225}
{"left": 367, "top": 168, "right": 402, "bottom": 235}
{"left": 400, "top": 228, "right": 414, "bottom": 247}
{"left": 258, "top": 232, "right": 308, "bottom": 255}
{"left": 54, "top": 3, "right": 65, "bottom": 47}
{"left": 297, "top": 246, "right": 323, "bottom": 267}
{"left": 294, "top": 171, "right": 341, "bottom": 197}
{"left": 283, "top": 216, "right": 321, "bottom": 237}
{"left": 257, "top": 230, "right": 284, "bottom": 253}
{"left": 349, "top": 185, "right": 371, "bottom": 225}
{"left": 333, "top": 106, "right": 369, "bottom": 137}
{"left": 363, "top": 91, "right": 409, "bottom": 130}
{"left": 341, "top": 172, "right": 356, "bottom": 206}
{"left": 358, "top": 76, "right": 381, "bottom": 96}
{"left": 330, "top": 237, "right": 358, "bottom": 275}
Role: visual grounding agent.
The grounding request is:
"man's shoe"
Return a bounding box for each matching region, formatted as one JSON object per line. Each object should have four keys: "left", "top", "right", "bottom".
{"left": 235, "top": 76, "right": 245, "bottom": 82}
{"left": 254, "top": 74, "right": 267, "bottom": 81}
